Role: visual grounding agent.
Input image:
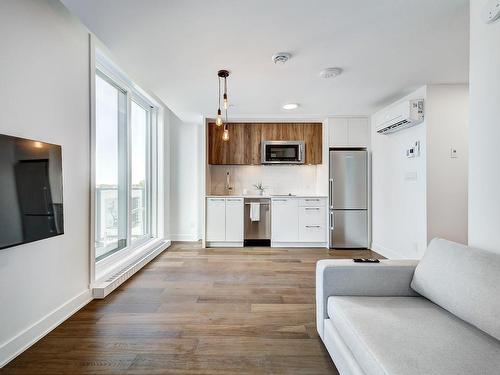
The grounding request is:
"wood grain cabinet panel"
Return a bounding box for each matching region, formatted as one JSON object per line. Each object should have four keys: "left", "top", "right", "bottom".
{"left": 208, "top": 122, "right": 322, "bottom": 165}
{"left": 208, "top": 123, "right": 228, "bottom": 164}
{"left": 304, "top": 124, "right": 322, "bottom": 164}
{"left": 227, "top": 123, "right": 245, "bottom": 164}
{"left": 243, "top": 123, "right": 262, "bottom": 165}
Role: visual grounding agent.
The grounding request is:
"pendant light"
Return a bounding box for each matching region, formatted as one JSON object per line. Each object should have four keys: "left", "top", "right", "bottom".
{"left": 216, "top": 69, "right": 230, "bottom": 141}
{"left": 215, "top": 77, "right": 223, "bottom": 126}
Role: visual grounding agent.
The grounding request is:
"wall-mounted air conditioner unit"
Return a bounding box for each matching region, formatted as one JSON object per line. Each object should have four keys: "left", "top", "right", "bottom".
{"left": 376, "top": 99, "right": 424, "bottom": 134}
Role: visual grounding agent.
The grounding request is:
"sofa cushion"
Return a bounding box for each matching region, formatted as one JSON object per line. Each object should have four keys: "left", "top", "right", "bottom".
{"left": 411, "top": 238, "right": 500, "bottom": 340}
{"left": 328, "top": 296, "right": 500, "bottom": 375}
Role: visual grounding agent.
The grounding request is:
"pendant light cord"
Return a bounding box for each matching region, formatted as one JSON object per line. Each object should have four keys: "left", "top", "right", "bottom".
{"left": 218, "top": 77, "right": 221, "bottom": 112}
{"left": 224, "top": 77, "right": 228, "bottom": 123}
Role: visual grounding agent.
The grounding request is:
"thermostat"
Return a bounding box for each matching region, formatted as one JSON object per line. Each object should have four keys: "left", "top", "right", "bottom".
{"left": 406, "top": 140, "right": 420, "bottom": 158}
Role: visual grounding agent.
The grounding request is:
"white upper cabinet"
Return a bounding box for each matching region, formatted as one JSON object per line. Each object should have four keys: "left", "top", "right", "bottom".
{"left": 329, "top": 117, "right": 369, "bottom": 148}
{"left": 206, "top": 198, "right": 226, "bottom": 241}
{"left": 225, "top": 198, "right": 244, "bottom": 242}
{"left": 271, "top": 198, "right": 299, "bottom": 242}
{"left": 328, "top": 118, "right": 349, "bottom": 146}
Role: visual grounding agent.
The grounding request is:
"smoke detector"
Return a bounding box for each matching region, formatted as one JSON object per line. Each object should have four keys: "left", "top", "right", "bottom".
{"left": 272, "top": 52, "right": 292, "bottom": 64}
{"left": 482, "top": 0, "right": 500, "bottom": 23}
{"left": 319, "top": 67, "right": 343, "bottom": 79}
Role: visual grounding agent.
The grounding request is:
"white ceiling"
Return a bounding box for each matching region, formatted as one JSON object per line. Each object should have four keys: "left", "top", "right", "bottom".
{"left": 62, "top": 0, "right": 469, "bottom": 123}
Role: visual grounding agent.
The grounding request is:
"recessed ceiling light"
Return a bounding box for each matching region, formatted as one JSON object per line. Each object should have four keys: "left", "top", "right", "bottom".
{"left": 319, "top": 67, "right": 343, "bottom": 79}
{"left": 282, "top": 103, "right": 299, "bottom": 110}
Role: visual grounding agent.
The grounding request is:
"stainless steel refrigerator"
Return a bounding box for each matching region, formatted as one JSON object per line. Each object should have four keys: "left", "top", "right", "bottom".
{"left": 329, "top": 149, "right": 368, "bottom": 248}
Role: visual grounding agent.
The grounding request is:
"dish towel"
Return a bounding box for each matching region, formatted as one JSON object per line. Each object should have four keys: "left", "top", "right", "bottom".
{"left": 250, "top": 202, "right": 260, "bottom": 222}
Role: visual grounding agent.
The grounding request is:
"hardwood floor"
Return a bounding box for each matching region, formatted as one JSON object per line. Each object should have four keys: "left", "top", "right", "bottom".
{"left": 2, "top": 243, "right": 382, "bottom": 375}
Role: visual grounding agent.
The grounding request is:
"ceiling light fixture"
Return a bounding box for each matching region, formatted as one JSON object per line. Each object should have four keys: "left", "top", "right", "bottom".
{"left": 272, "top": 52, "right": 292, "bottom": 64}
{"left": 282, "top": 103, "right": 299, "bottom": 110}
{"left": 216, "top": 69, "right": 230, "bottom": 141}
{"left": 319, "top": 67, "right": 343, "bottom": 79}
{"left": 215, "top": 77, "right": 223, "bottom": 126}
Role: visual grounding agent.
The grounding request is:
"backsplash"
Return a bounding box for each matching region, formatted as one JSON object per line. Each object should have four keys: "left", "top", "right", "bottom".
{"left": 208, "top": 165, "right": 318, "bottom": 196}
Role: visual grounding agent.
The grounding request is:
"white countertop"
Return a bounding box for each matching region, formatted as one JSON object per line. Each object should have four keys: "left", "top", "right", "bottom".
{"left": 206, "top": 195, "right": 328, "bottom": 198}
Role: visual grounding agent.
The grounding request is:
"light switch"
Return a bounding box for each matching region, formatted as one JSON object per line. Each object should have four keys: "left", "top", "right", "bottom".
{"left": 450, "top": 148, "right": 458, "bottom": 158}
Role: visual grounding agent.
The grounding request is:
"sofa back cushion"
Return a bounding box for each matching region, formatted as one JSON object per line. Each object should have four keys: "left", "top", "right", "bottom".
{"left": 411, "top": 238, "right": 500, "bottom": 340}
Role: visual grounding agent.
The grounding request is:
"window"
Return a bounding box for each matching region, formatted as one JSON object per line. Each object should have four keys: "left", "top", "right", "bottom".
{"left": 95, "top": 73, "right": 127, "bottom": 260}
{"left": 94, "top": 68, "right": 156, "bottom": 262}
{"left": 131, "top": 100, "right": 151, "bottom": 244}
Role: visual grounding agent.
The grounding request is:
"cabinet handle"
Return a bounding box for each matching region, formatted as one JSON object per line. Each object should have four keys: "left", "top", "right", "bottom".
{"left": 273, "top": 199, "right": 288, "bottom": 202}
{"left": 305, "top": 225, "right": 321, "bottom": 228}
{"left": 227, "top": 198, "right": 242, "bottom": 201}
{"left": 305, "top": 207, "right": 320, "bottom": 211}
{"left": 208, "top": 198, "right": 225, "bottom": 201}
{"left": 305, "top": 198, "right": 320, "bottom": 201}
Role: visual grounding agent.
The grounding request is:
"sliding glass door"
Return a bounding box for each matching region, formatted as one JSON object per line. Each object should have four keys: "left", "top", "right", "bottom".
{"left": 94, "top": 70, "right": 155, "bottom": 262}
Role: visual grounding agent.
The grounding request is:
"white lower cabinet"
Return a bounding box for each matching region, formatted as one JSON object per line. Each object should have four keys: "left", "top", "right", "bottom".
{"left": 225, "top": 198, "right": 244, "bottom": 241}
{"left": 271, "top": 198, "right": 299, "bottom": 242}
{"left": 299, "top": 207, "right": 326, "bottom": 242}
{"left": 206, "top": 198, "right": 226, "bottom": 241}
{"left": 272, "top": 197, "right": 327, "bottom": 246}
{"left": 206, "top": 197, "right": 243, "bottom": 244}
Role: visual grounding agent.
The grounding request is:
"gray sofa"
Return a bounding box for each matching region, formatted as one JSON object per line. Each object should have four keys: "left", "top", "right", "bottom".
{"left": 316, "top": 238, "right": 500, "bottom": 375}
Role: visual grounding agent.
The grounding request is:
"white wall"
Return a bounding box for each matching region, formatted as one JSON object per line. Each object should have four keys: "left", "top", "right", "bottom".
{"left": 371, "top": 85, "right": 469, "bottom": 259}
{"left": 468, "top": 0, "right": 500, "bottom": 252}
{"left": 426, "top": 85, "right": 469, "bottom": 244}
{"left": 371, "top": 87, "right": 428, "bottom": 259}
{"left": 0, "top": 0, "right": 91, "bottom": 365}
{"left": 169, "top": 115, "right": 202, "bottom": 241}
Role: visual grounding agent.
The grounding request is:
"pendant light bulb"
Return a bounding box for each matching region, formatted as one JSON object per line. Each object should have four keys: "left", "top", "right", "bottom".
{"left": 223, "top": 93, "right": 228, "bottom": 110}
{"left": 216, "top": 109, "right": 223, "bottom": 126}
{"left": 222, "top": 128, "right": 229, "bottom": 141}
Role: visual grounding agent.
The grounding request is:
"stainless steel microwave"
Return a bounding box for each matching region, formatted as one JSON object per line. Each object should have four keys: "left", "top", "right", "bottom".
{"left": 261, "top": 141, "right": 305, "bottom": 164}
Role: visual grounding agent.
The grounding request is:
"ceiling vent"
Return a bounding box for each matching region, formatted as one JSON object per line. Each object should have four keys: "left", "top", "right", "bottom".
{"left": 272, "top": 52, "right": 292, "bottom": 64}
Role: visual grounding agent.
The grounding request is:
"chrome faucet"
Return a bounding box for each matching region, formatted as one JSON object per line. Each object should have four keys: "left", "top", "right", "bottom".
{"left": 225, "top": 171, "right": 233, "bottom": 194}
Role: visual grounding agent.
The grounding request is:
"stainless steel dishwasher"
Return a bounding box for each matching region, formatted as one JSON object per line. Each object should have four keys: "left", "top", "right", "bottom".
{"left": 244, "top": 198, "right": 271, "bottom": 246}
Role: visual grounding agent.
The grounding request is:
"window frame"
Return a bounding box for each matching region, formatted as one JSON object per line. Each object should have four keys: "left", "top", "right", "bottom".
{"left": 130, "top": 96, "right": 154, "bottom": 247}
{"left": 92, "top": 49, "right": 161, "bottom": 279}
{"left": 94, "top": 70, "right": 129, "bottom": 262}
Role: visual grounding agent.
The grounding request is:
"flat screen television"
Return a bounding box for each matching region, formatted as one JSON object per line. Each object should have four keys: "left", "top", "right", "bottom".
{"left": 0, "top": 134, "right": 64, "bottom": 250}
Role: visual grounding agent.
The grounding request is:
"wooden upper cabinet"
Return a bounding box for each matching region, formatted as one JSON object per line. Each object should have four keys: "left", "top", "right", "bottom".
{"left": 243, "top": 123, "right": 261, "bottom": 165}
{"left": 303, "top": 124, "right": 322, "bottom": 164}
{"left": 208, "top": 122, "right": 322, "bottom": 165}
{"left": 208, "top": 123, "right": 228, "bottom": 164}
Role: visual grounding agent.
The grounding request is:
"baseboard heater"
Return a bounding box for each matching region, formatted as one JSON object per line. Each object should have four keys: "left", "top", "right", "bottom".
{"left": 93, "top": 241, "right": 169, "bottom": 299}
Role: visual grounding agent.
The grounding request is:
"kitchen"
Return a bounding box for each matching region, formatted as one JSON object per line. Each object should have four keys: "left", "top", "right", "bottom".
{"left": 203, "top": 119, "right": 370, "bottom": 249}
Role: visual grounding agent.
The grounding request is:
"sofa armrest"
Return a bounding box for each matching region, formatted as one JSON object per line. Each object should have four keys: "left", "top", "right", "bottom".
{"left": 316, "top": 259, "right": 419, "bottom": 339}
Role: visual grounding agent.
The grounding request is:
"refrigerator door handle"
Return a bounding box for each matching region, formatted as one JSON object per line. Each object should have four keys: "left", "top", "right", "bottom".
{"left": 329, "top": 178, "right": 334, "bottom": 209}
{"left": 330, "top": 211, "right": 334, "bottom": 230}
